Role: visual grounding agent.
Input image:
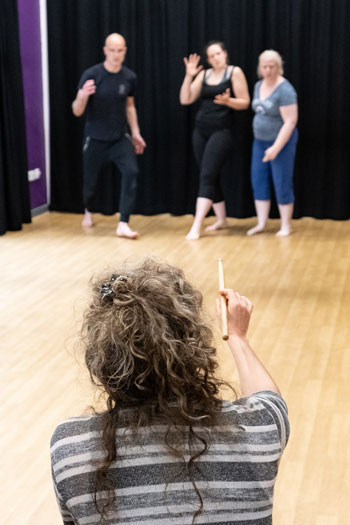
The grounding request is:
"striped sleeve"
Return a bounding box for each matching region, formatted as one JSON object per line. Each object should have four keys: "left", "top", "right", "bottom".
{"left": 251, "top": 391, "right": 290, "bottom": 451}
{"left": 51, "top": 468, "right": 75, "bottom": 524}
{"left": 51, "top": 425, "right": 79, "bottom": 524}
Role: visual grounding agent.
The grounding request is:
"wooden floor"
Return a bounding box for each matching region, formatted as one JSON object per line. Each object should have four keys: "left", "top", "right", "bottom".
{"left": 1, "top": 212, "right": 349, "bottom": 524}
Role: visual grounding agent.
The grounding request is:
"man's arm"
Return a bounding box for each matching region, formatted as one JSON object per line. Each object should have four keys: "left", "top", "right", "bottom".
{"left": 72, "top": 79, "right": 96, "bottom": 117}
{"left": 218, "top": 289, "right": 280, "bottom": 396}
{"left": 126, "top": 97, "right": 146, "bottom": 154}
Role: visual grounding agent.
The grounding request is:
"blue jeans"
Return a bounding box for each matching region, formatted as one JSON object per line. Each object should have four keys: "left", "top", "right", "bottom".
{"left": 251, "top": 128, "right": 298, "bottom": 205}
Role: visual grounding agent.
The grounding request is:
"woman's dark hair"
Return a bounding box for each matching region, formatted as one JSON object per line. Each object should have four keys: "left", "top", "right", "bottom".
{"left": 204, "top": 40, "right": 229, "bottom": 64}
{"left": 82, "top": 257, "right": 233, "bottom": 523}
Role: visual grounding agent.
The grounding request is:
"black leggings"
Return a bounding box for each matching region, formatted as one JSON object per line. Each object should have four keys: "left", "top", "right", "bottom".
{"left": 192, "top": 127, "right": 235, "bottom": 203}
{"left": 82, "top": 135, "right": 139, "bottom": 222}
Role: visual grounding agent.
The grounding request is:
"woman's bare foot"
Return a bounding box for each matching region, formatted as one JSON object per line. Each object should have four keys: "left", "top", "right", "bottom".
{"left": 82, "top": 211, "right": 94, "bottom": 227}
{"left": 247, "top": 224, "right": 265, "bottom": 236}
{"left": 116, "top": 222, "right": 139, "bottom": 239}
{"left": 205, "top": 220, "right": 228, "bottom": 232}
{"left": 186, "top": 228, "right": 201, "bottom": 240}
{"left": 276, "top": 226, "right": 291, "bottom": 237}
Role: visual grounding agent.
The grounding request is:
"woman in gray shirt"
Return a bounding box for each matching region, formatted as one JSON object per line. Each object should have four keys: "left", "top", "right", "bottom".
{"left": 248, "top": 50, "right": 298, "bottom": 236}
{"left": 51, "top": 257, "right": 289, "bottom": 524}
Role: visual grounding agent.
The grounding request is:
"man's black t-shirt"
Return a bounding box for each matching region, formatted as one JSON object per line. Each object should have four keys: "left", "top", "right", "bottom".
{"left": 78, "top": 63, "right": 136, "bottom": 141}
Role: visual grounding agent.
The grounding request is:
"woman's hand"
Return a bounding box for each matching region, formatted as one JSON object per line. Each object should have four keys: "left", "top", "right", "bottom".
{"left": 262, "top": 145, "right": 279, "bottom": 162}
{"left": 183, "top": 54, "right": 203, "bottom": 78}
{"left": 214, "top": 88, "right": 231, "bottom": 106}
{"left": 218, "top": 290, "right": 280, "bottom": 396}
{"left": 218, "top": 289, "right": 253, "bottom": 338}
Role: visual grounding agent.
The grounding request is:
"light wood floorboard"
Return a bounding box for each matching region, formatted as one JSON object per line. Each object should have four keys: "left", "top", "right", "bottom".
{"left": 1, "top": 212, "right": 349, "bottom": 524}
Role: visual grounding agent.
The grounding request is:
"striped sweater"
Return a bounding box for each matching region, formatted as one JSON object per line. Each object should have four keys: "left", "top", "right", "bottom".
{"left": 50, "top": 391, "right": 289, "bottom": 524}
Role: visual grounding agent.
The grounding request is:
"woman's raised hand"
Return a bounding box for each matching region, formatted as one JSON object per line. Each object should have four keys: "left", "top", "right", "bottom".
{"left": 183, "top": 54, "right": 203, "bottom": 78}
{"left": 218, "top": 289, "right": 253, "bottom": 338}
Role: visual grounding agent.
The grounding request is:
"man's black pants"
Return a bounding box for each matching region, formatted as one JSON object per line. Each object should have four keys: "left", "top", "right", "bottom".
{"left": 83, "top": 135, "right": 139, "bottom": 222}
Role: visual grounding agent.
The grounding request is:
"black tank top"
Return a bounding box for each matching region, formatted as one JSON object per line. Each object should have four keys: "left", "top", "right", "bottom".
{"left": 195, "top": 66, "right": 235, "bottom": 129}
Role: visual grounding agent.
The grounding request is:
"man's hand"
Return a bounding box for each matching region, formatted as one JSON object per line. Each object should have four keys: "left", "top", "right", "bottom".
{"left": 72, "top": 80, "right": 95, "bottom": 117}
{"left": 132, "top": 133, "right": 147, "bottom": 155}
{"left": 77, "top": 79, "right": 96, "bottom": 100}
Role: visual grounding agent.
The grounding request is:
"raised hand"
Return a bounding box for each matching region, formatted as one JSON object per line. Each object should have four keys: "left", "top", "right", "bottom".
{"left": 218, "top": 289, "right": 253, "bottom": 338}
{"left": 78, "top": 79, "right": 96, "bottom": 100}
{"left": 183, "top": 54, "right": 203, "bottom": 78}
{"left": 214, "top": 88, "right": 231, "bottom": 106}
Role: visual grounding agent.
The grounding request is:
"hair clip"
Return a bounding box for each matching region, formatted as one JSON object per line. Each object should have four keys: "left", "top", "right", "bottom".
{"left": 100, "top": 274, "right": 127, "bottom": 300}
{"left": 100, "top": 283, "right": 114, "bottom": 300}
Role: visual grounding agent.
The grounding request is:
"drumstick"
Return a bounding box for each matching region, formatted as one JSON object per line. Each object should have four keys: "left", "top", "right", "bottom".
{"left": 218, "top": 258, "right": 229, "bottom": 340}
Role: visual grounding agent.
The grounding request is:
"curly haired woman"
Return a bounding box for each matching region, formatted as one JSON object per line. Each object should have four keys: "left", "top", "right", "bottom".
{"left": 50, "top": 257, "right": 289, "bottom": 524}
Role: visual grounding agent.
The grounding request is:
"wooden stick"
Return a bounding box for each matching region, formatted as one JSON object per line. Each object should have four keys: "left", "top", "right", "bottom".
{"left": 218, "top": 258, "right": 229, "bottom": 340}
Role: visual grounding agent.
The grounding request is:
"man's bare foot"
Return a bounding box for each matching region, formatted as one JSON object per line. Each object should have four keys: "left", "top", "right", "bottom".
{"left": 247, "top": 224, "right": 265, "bottom": 236}
{"left": 82, "top": 211, "right": 94, "bottom": 227}
{"left": 186, "top": 228, "right": 201, "bottom": 240}
{"left": 205, "top": 220, "right": 228, "bottom": 232}
{"left": 116, "top": 221, "right": 139, "bottom": 239}
{"left": 276, "top": 226, "right": 291, "bottom": 237}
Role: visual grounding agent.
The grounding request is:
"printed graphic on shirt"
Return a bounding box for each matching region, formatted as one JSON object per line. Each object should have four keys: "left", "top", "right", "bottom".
{"left": 253, "top": 100, "right": 273, "bottom": 114}
{"left": 118, "top": 83, "right": 127, "bottom": 96}
{"left": 255, "top": 104, "right": 265, "bottom": 114}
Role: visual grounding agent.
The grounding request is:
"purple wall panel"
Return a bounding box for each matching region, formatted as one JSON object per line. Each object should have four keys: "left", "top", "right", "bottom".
{"left": 17, "top": 0, "right": 47, "bottom": 209}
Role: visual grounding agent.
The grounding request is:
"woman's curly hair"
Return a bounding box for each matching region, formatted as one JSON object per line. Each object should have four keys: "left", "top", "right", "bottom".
{"left": 82, "top": 257, "right": 232, "bottom": 523}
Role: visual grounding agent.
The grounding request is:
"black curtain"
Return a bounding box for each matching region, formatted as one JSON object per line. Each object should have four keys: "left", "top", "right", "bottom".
{"left": 48, "top": 0, "right": 350, "bottom": 220}
{"left": 0, "top": 0, "right": 31, "bottom": 236}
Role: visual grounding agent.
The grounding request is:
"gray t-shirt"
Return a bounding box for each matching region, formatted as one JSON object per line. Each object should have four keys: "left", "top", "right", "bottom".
{"left": 252, "top": 79, "right": 297, "bottom": 141}
{"left": 50, "top": 391, "right": 289, "bottom": 524}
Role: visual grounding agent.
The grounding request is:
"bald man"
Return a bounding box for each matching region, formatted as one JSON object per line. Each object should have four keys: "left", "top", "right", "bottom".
{"left": 72, "top": 33, "right": 146, "bottom": 239}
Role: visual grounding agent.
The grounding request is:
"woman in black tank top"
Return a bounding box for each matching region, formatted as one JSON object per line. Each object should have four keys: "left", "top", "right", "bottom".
{"left": 195, "top": 66, "right": 235, "bottom": 130}
{"left": 180, "top": 41, "right": 250, "bottom": 240}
